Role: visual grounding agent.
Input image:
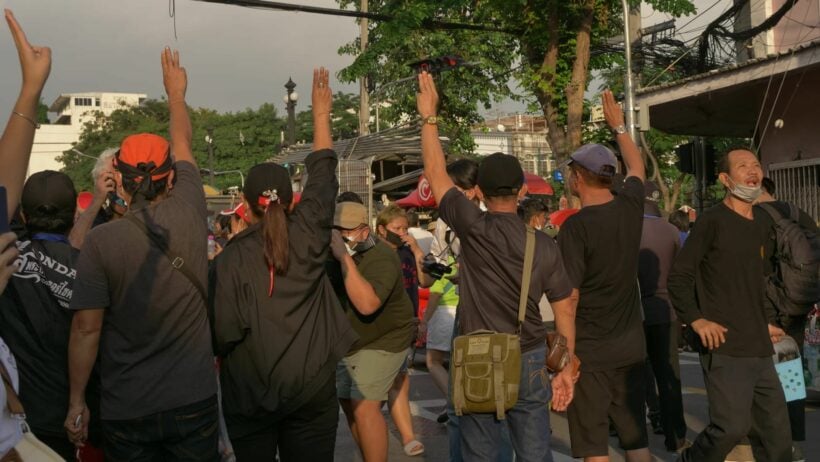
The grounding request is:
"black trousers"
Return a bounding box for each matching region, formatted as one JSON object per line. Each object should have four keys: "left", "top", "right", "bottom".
{"left": 779, "top": 314, "right": 806, "bottom": 442}
{"left": 681, "top": 354, "right": 792, "bottom": 462}
{"left": 644, "top": 322, "right": 687, "bottom": 450}
{"left": 229, "top": 373, "right": 338, "bottom": 462}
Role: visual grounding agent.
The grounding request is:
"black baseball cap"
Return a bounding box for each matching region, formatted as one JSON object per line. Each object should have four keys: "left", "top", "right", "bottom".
{"left": 477, "top": 153, "right": 524, "bottom": 197}
{"left": 243, "top": 163, "right": 293, "bottom": 207}
{"left": 21, "top": 170, "right": 77, "bottom": 216}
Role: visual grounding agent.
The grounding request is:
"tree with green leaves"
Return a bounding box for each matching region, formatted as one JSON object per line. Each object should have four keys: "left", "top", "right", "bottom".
{"left": 58, "top": 100, "right": 286, "bottom": 192}
{"left": 337, "top": 0, "right": 696, "bottom": 161}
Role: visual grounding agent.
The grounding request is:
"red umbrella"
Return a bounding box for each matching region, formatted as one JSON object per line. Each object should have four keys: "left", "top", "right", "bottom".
{"left": 524, "top": 173, "right": 554, "bottom": 195}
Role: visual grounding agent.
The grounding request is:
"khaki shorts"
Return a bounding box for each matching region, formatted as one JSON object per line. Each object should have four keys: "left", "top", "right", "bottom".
{"left": 336, "top": 348, "right": 409, "bottom": 401}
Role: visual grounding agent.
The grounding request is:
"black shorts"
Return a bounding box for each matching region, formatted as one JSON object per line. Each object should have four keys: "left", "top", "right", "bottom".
{"left": 567, "top": 361, "right": 649, "bottom": 457}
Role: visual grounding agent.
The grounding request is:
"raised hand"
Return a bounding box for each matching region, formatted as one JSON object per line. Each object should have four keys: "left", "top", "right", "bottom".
{"left": 416, "top": 71, "right": 439, "bottom": 119}
{"left": 5, "top": 9, "right": 51, "bottom": 95}
{"left": 602, "top": 89, "right": 624, "bottom": 131}
{"left": 312, "top": 67, "right": 332, "bottom": 119}
{"left": 161, "top": 47, "right": 187, "bottom": 103}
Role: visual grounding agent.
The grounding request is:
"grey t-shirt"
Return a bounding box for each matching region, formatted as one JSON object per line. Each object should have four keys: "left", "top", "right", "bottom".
{"left": 70, "top": 161, "right": 216, "bottom": 420}
{"left": 439, "top": 188, "right": 572, "bottom": 352}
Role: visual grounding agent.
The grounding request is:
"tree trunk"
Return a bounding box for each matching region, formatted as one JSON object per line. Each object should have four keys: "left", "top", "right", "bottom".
{"left": 565, "top": 0, "right": 596, "bottom": 151}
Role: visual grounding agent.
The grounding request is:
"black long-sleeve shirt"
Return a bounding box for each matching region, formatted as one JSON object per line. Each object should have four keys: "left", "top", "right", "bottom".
{"left": 668, "top": 203, "right": 773, "bottom": 357}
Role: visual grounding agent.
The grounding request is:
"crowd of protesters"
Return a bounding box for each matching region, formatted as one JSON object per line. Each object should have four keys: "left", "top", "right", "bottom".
{"left": 1, "top": 8, "right": 818, "bottom": 462}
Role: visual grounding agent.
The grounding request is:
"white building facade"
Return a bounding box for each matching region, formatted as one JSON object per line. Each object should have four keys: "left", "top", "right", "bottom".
{"left": 28, "top": 92, "right": 146, "bottom": 176}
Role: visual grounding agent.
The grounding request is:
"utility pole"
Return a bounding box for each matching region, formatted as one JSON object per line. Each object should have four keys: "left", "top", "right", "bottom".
{"left": 358, "top": 0, "right": 370, "bottom": 136}
{"left": 621, "top": 0, "right": 640, "bottom": 144}
{"left": 206, "top": 127, "right": 215, "bottom": 186}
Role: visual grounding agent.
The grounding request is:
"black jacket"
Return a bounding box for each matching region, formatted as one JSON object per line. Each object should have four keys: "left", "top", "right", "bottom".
{"left": 209, "top": 149, "right": 356, "bottom": 435}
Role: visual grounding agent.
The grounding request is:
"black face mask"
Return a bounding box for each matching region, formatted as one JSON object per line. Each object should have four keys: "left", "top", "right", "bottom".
{"left": 384, "top": 229, "right": 405, "bottom": 247}
{"left": 352, "top": 235, "right": 376, "bottom": 254}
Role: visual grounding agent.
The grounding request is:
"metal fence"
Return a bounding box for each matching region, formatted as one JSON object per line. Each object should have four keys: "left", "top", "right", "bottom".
{"left": 768, "top": 158, "right": 820, "bottom": 223}
{"left": 338, "top": 158, "right": 375, "bottom": 223}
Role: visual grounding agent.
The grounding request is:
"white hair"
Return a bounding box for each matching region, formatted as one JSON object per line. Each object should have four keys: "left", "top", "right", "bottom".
{"left": 91, "top": 148, "right": 119, "bottom": 182}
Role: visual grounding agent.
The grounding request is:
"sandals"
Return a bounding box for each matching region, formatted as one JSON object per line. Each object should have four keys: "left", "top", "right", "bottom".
{"left": 403, "top": 440, "right": 425, "bottom": 457}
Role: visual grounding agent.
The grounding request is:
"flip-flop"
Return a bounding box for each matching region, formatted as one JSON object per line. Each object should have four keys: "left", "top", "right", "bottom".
{"left": 403, "top": 440, "right": 425, "bottom": 457}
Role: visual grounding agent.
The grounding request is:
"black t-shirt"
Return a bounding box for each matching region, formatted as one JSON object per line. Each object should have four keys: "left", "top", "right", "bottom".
{"left": 70, "top": 161, "right": 216, "bottom": 420}
{"left": 557, "top": 176, "right": 646, "bottom": 371}
{"left": 0, "top": 236, "right": 101, "bottom": 439}
{"left": 210, "top": 149, "right": 357, "bottom": 432}
{"left": 639, "top": 215, "right": 681, "bottom": 325}
{"left": 668, "top": 203, "right": 773, "bottom": 357}
{"left": 439, "top": 188, "right": 572, "bottom": 352}
{"left": 397, "top": 246, "right": 420, "bottom": 316}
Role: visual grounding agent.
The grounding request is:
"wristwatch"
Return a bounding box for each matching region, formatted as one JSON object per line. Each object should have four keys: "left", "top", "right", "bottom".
{"left": 612, "top": 124, "right": 627, "bottom": 135}
{"left": 423, "top": 115, "right": 439, "bottom": 125}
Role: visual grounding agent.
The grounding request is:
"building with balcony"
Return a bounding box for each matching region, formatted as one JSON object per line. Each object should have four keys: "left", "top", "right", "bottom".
{"left": 28, "top": 92, "right": 146, "bottom": 176}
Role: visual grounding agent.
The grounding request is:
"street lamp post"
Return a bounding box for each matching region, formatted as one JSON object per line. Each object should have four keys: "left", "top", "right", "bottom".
{"left": 283, "top": 78, "right": 299, "bottom": 146}
{"left": 622, "top": 0, "right": 638, "bottom": 143}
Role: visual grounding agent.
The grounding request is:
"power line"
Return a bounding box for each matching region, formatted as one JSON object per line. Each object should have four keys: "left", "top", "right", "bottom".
{"left": 190, "top": 0, "right": 518, "bottom": 34}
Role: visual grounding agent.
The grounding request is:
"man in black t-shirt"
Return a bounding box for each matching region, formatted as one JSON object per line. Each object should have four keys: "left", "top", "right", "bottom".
{"left": 556, "top": 90, "right": 650, "bottom": 462}
{"left": 65, "top": 49, "right": 218, "bottom": 461}
{"left": 668, "top": 149, "right": 791, "bottom": 462}
{"left": 0, "top": 171, "right": 104, "bottom": 459}
{"left": 416, "top": 71, "right": 577, "bottom": 461}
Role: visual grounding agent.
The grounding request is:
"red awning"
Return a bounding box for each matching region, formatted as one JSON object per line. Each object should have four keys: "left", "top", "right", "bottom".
{"left": 524, "top": 173, "right": 554, "bottom": 195}
{"left": 396, "top": 175, "right": 437, "bottom": 208}
{"left": 549, "top": 208, "right": 579, "bottom": 227}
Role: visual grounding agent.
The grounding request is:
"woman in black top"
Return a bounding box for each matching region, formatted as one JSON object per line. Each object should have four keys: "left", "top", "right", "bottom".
{"left": 210, "top": 68, "right": 357, "bottom": 462}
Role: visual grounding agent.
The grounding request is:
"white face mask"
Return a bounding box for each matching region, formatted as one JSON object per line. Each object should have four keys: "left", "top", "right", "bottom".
{"left": 727, "top": 177, "right": 762, "bottom": 203}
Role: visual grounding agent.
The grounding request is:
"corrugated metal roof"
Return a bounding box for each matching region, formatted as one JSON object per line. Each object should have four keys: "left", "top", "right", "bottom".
{"left": 271, "top": 125, "right": 450, "bottom": 165}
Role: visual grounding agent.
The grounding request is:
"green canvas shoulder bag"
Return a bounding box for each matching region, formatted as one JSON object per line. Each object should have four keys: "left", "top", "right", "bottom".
{"left": 451, "top": 226, "right": 535, "bottom": 420}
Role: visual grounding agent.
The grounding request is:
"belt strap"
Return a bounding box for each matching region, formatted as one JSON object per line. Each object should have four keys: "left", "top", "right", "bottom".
{"left": 516, "top": 226, "right": 536, "bottom": 334}
{"left": 492, "top": 344, "right": 505, "bottom": 420}
{"left": 453, "top": 349, "right": 465, "bottom": 416}
{"left": 124, "top": 213, "right": 208, "bottom": 304}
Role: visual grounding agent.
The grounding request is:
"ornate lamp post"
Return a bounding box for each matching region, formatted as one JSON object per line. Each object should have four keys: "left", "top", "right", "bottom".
{"left": 283, "top": 78, "right": 298, "bottom": 146}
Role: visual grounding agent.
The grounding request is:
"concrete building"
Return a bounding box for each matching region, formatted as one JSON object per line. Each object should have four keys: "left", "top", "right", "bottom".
{"left": 472, "top": 113, "right": 554, "bottom": 176}
{"left": 636, "top": 0, "right": 820, "bottom": 220}
{"left": 28, "top": 92, "right": 146, "bottom": 176}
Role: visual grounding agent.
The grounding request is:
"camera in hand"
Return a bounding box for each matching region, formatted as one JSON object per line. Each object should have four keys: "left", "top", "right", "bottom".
{"left": 422, "top": 260, "right": 453, "bottom": 280}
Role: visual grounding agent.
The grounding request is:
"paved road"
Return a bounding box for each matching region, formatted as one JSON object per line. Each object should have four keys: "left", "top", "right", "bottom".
{"left": 334, "top": 350, "right": 819, "bottom": 461}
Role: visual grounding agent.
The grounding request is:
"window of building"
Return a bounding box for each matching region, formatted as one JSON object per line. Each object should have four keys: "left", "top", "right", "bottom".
{"left": 74, "top": 97, "right": 93, "bottom": 106}
{"left": 95, "top": 98, "right": 100, "bottom": 107}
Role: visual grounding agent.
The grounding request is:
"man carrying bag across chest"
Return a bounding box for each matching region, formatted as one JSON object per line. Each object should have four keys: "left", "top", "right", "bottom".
{"left": 415, "top": 71, "right": 579, "bottom": 462}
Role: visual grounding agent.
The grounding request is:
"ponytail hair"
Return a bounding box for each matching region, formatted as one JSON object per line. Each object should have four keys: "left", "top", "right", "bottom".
{"left": 261, "top": 201, "right": 289, "bottom": 275}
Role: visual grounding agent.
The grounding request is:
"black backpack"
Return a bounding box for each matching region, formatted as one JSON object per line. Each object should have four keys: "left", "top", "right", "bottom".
{"left": 759, "top": 202, "right": 820, "bottom": 317}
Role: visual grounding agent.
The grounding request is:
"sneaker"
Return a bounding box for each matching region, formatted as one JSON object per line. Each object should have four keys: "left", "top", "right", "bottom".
{"left": 792, "top": 445, "right": 805, "bottom": 462}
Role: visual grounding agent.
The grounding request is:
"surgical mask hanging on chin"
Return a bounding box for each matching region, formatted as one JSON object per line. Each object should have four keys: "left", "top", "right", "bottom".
{"left": 727, "top": 177, "right": 762, "bottom": 203}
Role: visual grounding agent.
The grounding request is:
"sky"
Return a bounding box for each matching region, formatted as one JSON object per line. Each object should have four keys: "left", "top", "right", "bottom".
{"left": 0, "top": 0, "right": 729, "bottom": 120}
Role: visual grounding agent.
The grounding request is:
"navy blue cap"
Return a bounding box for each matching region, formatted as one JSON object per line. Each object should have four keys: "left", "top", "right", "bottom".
{"left": 562, "top": 144, "right": 617, "bottom": 177}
